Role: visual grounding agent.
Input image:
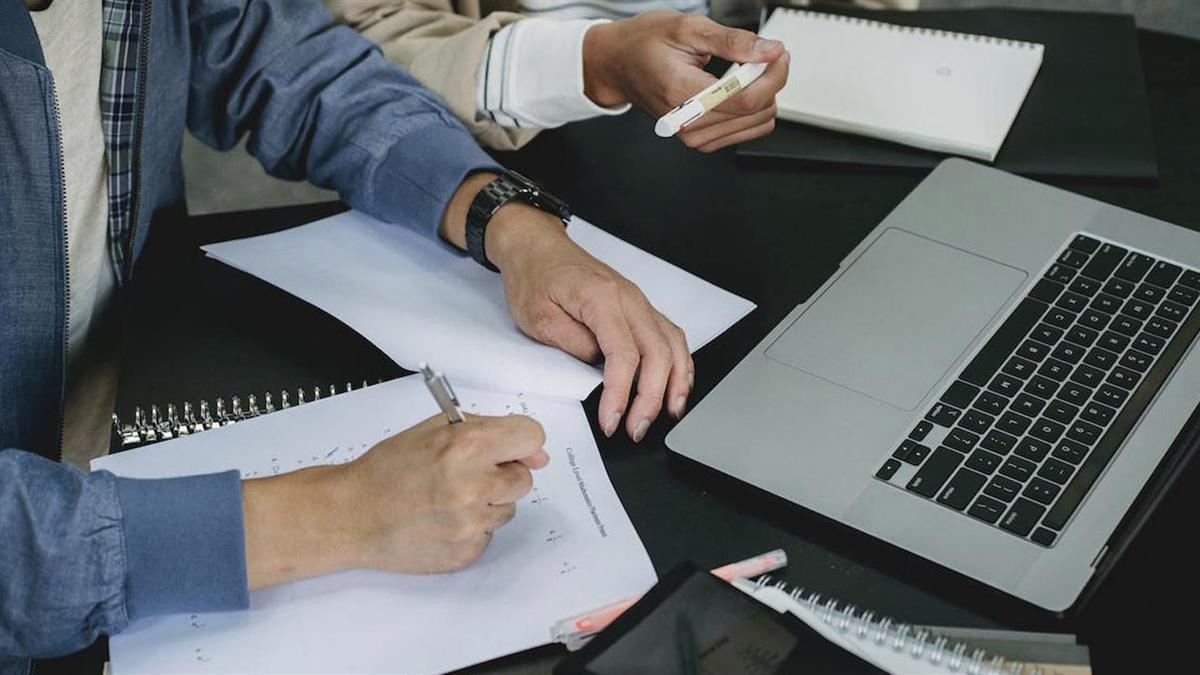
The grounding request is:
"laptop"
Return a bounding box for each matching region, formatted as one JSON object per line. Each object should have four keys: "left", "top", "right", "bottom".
{"left": 666, "top": 159, "right": 1200, "bottom": 613}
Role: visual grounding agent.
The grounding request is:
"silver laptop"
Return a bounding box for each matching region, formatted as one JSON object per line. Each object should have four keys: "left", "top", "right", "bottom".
{"left": 666, "top": 159, "right": 1200, "bottom": 613}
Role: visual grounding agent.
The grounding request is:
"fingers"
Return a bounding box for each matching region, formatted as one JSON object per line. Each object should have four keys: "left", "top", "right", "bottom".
{"left": 679, "top": 105, "right": 776, "bottom": 152}
{"left": 622, "top": 302, "right": 675, "bottom": 442}
{"left": 471, "top": 414, "right": 548, "bottom": 466}
{"left": 676, "top": 14, "right": 785, "bottom": 65}
{"left": 658, "top": 317, "right": 693, "bottom": 419}
{"left": 711, "top": 51, "right": 789, "bottom": 117}
{"left": 522, "top": 305, "right": 602, "bottom": 364}
{"left": 696, "top": 117, "right": 777, "bottom": 154}
{"left": 484, "top": 503, "right": 517, "bottom": 532}
{"left": 578, "top": 292, "right": 642, "bottom": 438}
{"left": 486, "top": 462, "right": 535, "bottom": 504}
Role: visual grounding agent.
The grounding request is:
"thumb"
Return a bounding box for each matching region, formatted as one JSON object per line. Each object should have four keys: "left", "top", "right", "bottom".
{"left": 679, "top": 17, "right": 784, "bottom": 64}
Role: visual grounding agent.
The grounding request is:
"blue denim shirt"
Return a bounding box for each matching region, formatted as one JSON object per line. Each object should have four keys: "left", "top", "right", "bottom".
{"left": 0, "top": 0, "right": 498, "bottom": 668}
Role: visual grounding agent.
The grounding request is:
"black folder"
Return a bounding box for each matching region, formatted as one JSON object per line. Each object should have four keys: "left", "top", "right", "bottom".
{"left": 739, "top": 8, "right": 1158, "bottom": 181}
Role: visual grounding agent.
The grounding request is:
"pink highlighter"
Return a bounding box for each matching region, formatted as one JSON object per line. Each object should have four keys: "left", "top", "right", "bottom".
{"left": 550, "top": 548, "right": 789, "bottom": 650}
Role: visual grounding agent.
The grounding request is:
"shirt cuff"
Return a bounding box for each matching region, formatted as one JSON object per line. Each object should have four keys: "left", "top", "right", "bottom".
{"left": 475, "top": 19, "right": 632, "bottom": 130}
{"left": 114, "top": 470, "right": 249, "bottom": 620}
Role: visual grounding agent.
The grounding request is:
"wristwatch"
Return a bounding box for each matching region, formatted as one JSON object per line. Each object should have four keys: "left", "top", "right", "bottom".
{"left": 465, "top": 171, "right": 570, "bottom": 272}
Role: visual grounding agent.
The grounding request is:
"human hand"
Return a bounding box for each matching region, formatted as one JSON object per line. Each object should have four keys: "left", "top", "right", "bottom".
{"left": 582, "top": 10, "right": 789, "bottom": 153}
{"left": 243, "top": 413, "right": 548, "bottom": 588}
{"left": 486, "top": 205, "right": 694, "bottom": 442}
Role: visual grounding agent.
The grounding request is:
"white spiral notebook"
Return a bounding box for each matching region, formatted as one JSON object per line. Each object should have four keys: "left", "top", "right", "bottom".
{"left": 760, "top": 9, "right": 1044, "bottom": 161}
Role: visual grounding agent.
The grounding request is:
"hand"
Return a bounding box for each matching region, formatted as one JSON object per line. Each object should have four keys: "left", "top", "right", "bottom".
{"left": 438, "top": 174, "right": 694, "bottom": 442}
{"left": 243, "top": 413, "right": 548, "bottom": 588}
{"left": 583, "top": 10, "right": 789, "bottom": 153}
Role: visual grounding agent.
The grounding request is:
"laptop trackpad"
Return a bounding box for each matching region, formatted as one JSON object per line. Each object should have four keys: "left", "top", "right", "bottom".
{"left": 766, "top": 229, "right": 1026, "bottom": 410}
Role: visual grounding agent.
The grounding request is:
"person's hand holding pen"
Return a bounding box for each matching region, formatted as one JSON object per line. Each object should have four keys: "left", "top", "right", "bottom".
{"left": 582, "top": 10, "right": 789, "bottom": 153}
{"left": 440, "top": 173, "right": 693, "bottom": 443}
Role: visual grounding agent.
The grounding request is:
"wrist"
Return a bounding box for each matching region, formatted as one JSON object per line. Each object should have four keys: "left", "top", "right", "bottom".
{"left": 486, "top": 203, "right": 571, "bottom": 273}
{"left": 582, "top": 21, "right": 627, "bottom": 109}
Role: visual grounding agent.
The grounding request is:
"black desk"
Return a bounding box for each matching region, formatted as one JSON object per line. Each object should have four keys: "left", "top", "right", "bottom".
{"left": 44, "top": 27, "right": 1199, "bottom": 675}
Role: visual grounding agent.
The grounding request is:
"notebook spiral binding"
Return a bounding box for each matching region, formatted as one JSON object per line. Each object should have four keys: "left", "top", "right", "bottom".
{"left": 753, "top": 575, "right": 1045, "bottom": 675}
{"left": 778, "top": 8, "right": 1041, "bottom": 51}
{"left": 111, "top": 380, "right": 381, "bottom": 449}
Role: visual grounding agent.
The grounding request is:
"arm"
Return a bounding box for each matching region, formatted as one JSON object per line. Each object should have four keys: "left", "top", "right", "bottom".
{"left": 0, "top": 450, "right": 246, "bottom": 659}
{"left": 187, "top": 0, "right": 498, "bottom": 233}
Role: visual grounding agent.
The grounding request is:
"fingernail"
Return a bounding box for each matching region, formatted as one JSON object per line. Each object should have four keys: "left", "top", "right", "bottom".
{"left": 604, "top": 412, "right": 621, "bottom": 438}
{"left": 672, "top": 396, "right": 687, "bottom": 419}
{"left": 754, "top": 38, "right": 782, "bottom": 53}
{"left": 688, "top": 371, "right": 695, "bottom": 389}
{"left": 632, "top": 418, "right": 650, "bottom": 443}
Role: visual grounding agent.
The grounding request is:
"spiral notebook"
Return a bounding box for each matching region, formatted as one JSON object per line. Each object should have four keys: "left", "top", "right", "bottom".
{"left": 759, "top": 8, "right": 1044, "bottom": 161}
{"left": 733, "top": 576, "right": 1091, "bottom": 675}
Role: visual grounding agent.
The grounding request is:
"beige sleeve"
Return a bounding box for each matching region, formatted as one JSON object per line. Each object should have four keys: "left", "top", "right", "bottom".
{"left": 324, "top": 0, "right": 538, "bottom": 151}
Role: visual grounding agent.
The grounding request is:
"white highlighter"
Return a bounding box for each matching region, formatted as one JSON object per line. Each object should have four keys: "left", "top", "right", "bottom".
{"left": 654, "top": 62, "right": 770, "bottom": 138}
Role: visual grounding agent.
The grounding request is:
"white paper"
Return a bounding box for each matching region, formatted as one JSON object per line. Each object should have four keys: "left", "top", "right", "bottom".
{"left": 94, "top": 376, "right": 657, "bottom": 675}
{"left": 202, "top": 211, "right": 755, "bottom": 400}
{"left": 764, "top": 9, "right": 1044, "bottom": 161}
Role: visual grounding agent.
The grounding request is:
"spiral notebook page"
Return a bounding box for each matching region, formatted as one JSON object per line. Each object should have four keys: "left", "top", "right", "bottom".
{"left": 202, "top": 211, "right": 755, "bottom": 401}
{"left": 93, "top": 376, "right": 656, "bottom": 674}
{"left": 762, "top": 9, "right": 1044, "bottom": 161}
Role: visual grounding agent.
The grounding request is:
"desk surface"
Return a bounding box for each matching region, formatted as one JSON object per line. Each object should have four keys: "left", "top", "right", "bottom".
{"left": 47, "top": 27, "right": 1199, "bottom": 675}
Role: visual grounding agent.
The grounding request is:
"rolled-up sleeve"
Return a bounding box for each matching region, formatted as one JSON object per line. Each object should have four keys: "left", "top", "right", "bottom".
{"left": 0, "top": 449, "right": 247, "bottom": 660}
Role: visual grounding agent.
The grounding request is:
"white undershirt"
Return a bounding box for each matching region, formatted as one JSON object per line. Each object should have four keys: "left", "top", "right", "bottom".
{"left": 30, "top": 2, "right": 120, "bottom": 470}
{"left": 475, "top": 19, "right": 631, "bottom": 129}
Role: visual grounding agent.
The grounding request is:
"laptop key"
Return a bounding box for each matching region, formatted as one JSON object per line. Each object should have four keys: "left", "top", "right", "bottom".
{"left": 1115, "top": 252, "right": 1154, "bottom": 282}
{"left": 876, "top": 458, "right": 902, "bottom": 480}
{"left": 975, "top": 391, "right": 1009, "bottom": 415}
{"left": 985, "top": 475, "right": 1022, "bottom": 502}
{"left": 1103, "top": 277, "right": 1135, "bottom": 298}
{"left": 1046, "top": 264, "right": 1077, "bottom": 284}
{"left": 960, "top": 410, "right": 995, "bottom": 434}
{"left": 907, "top": 447, "right": 964, "bottom": 498}
{"left": 1098, "top": 331, "right": 1131, "bottom": 353}
{"left": 959, "top": 298, "right": 1048, "bottom": 387}
{"left": 1051, "top": 343, "right": 1084, "bottom": 365}
{"left": 1081, "top": 402, "right": 1117, "bottom": 427}
{"left": 1067, "top": 420, "right": 1103, "bottom": 446}
{"left": 1056, "top": 292, "right": 1088, "bottom": 314}
{"left": 1145, "top": 261, "right": 1182, "bottom": 288}
{"left": 1031, "top": 278, "right": 1065, "bottom": 303}
{"left": 1044, "top": 399, "right": 1080, "bottom": 425}
{"left": 1119, "top": 350, "right": 1151, "bottom": 373}
{"left": 1016, "top": 340, "right": 1051, "bottom": 362}
{"left": 925, "top": 402, "right": 962, "bottom": 427}
{"left": 1095, "top": 384, "right": 1128, "bottom": 408}
{"left": 1069, "top": 235, "right": 1100, "bottom": 254}
{"left": 1091, "top": 293, "right": 1122, "bottom": 315}
{"left": 989, "top": 373, "right": 1023, "bottom": 398}
{"left": 1123, "top": 298, "right": 1154, "bottom": 320}
{"left": 1144, "top": 317, "right": 1177, "bottom": 339}
{"left": 981, "top": 430, "right": 1017, "bottom": 455}
{"left": 968, "top": 495, "right": 1007, "bottom": 524}
{"left": 1003, "top": 357, "right": 1037, "bottom": 380}
{"left": 1077, "top": 309, "right": 1110, "bottom": 332}
{"left": 1169, "top": 285, "right": 1198, "bottom": 306}
{"left": 1030, "top": 323, "right": 1065, "bottom": 345}
{"left": 1106, "top": 366, "right": 1140, "bottom": 390}
{"left": 1037, "top": 358, "right": 1071, "bottom": 382}
{"left": 1110, "top": 315, "right": 1141, "bottom": 337}
{"left": 1069, "top": 277, "right": 1101, "bottom": 297}
{"left": 1024, "top": 477, "right": 1061, "bottom": 505}
{"left": 1058, "top": 382, "right": 1091, "bottom": 406}
{"left": 1081, "top": 243, "right": 1128, "bottom": 281}
{"left": 1024, "top": 375, "right": 1059, "bottom": 400}
{"left": 1045, "top": 295, "right": 1200, "bottom": 531}
{"left": 1031, "top": 527, "right": 1058, "bottom": 546}
{"left": 1029, "top": 419, "right": 1066, "bottom": 444}
{"left": 1011, "top": 393, "right": 1045, "bottom": 418}
{"left": 996, "top": 411, "right": 1033, "bottom": 436}
{"left": 1000, "top": 498, "right": 1047, "bottom": 537}
{"left": 1038, "top": 458, "right": 1076, "bottom": 485}
{"left": 965, "top": 449, "right": 1004, "bottom": 475}
{"left": 909, "top": 420, "right": 933, "bottom": 441}
{"left": 1071, "top": 364, "right": 1105, "bottom": 388}
{"left": 938, "top": 469, "right": 988, "bottom": 510}
{"left": 1059, "top": 248, "right": 1089, "bottom": 268}
{"left": 1044, "top": 308, "right": 1076, "bottom": 329}
{"left": 999, "top": 456, "right": 1037, "bottom": 483}
{"left": 1053, "top": 439, "right": 1090, "bottom": 465}
{"left": 944, "top": 428, "right": 980, "bottom": 454}
{"left": 1181, "top": 270, "right": 1200, "bottom": 290}
{"left": 1133, "top": 333, "right": 1165, "bottom": 355}
{"left": 1083, "top": 347, "right": 1118, "bottom": 370}
{"left": 1015, "top": 437, "right": 1051, "bottom": 462}
{"left": 1134, "top": 284, "right": 1165, "bottom": 305}
{"left": 1157, "top": 301, "right": 1188, "bottom": 323}
{"left": 941, "top": 380, "right": 980, "bottom": 408}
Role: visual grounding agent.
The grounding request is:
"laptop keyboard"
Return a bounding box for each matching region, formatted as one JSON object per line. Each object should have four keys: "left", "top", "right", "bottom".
{"left": 874, "top": 234, "right": 1200, "bottom": 547}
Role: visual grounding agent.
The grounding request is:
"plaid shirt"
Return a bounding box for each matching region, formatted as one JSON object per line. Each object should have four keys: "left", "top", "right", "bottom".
{"left": 100, "top": 0, "right": 145, "bottom": 282}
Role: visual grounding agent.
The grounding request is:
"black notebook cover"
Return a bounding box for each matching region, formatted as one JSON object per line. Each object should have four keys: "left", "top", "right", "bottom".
{"left": 739, "top": 8, "right": 1158, "bottom": 181}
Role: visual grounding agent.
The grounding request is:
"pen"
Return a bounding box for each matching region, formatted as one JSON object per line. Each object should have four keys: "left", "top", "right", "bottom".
{"left": 654, "top": 62, "right": 770, "bottom": 138}
{"left": 420, "top": 362, "right": 465, "bottom": 424}
{"left": 550, "top": 548, "right": 788, "bottom": 649}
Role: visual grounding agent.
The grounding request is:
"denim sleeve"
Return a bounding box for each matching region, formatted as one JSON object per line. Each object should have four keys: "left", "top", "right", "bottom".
{"left": 0, "top": 449, "right": 247, "bottom": 660}
{"left": 186, "top": 0, "right": 500, "bottom": 237}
